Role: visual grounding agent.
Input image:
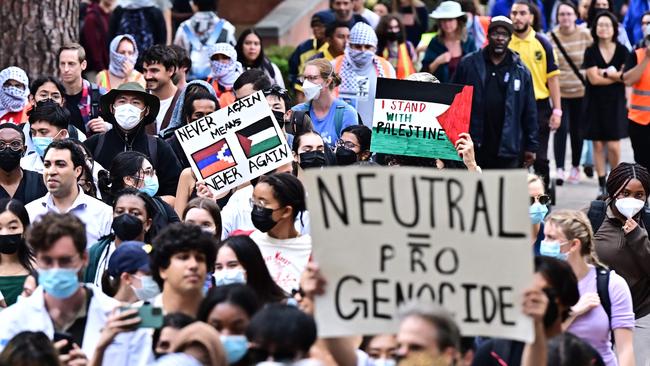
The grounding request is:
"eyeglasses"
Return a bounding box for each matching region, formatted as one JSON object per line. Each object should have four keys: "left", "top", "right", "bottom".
{"left": 336, "top": 139, "right": 359, "bottom": 150}
{"left": 0, "top": 140, "right": 23, "bottom": 151}
{"left": 298, "top": 75, "right": 322, "bottom": 83}
{"left": 530, "top": 194, "right": 551, "bottom": 205}
{"left": 249, "top": 198, "right": 281, "bottom": 211}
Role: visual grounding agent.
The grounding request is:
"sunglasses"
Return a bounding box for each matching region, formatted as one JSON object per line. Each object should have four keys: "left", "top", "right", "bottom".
{"left": 530, "top": 194, "right": 551, "bottom": 205}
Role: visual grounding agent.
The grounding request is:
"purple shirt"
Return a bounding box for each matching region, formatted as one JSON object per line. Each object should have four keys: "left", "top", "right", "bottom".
{"left": 568, "top": 266, "right": 635, "bottom": 366}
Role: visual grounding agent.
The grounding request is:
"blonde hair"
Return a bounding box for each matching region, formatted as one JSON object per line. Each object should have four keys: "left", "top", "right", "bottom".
{"left": 304, "top": 58, "right": 341, "bottom": 90}
{"left": 545, "top": 209, "right": 607, "bottom": 268}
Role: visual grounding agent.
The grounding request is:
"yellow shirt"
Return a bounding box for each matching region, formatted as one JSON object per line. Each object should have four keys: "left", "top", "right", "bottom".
{"left": 509, "top": 28, "right": 560, "bottom": 100}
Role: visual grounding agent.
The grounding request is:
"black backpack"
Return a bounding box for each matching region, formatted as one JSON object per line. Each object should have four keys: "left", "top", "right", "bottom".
{"left": 117, "top": 8, "right": 155, "bottom": 58}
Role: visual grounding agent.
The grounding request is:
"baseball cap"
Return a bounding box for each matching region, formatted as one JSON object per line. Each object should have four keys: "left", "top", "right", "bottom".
{"left": 488, "top": 15, "right": 514, "bottom": 35}
{"left": 107, "top": 241, "right": 151, "bottom": 277}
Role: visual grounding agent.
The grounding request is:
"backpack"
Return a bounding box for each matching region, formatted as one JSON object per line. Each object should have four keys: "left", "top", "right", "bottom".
{"left": 93, "top": 133, "right": 159, "bottom": 168}
{"left": 596, "top": 266, "right": 614, "bottom": 346}
{"left": 183, "top": 19, "right": 226, "bottom": 80}
{"left": 117, "top": 8, "right": 155, "bottom": 58}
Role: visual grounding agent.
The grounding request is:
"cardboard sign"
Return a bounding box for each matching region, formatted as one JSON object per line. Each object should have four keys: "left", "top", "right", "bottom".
{"left": 304, "top": 167, "right": 534, "bottom": 342}
{"left": 175, "top": 91, "right": 292, "bottom": 194}
{"left": 370, "top": 78, "right": 473, "bottom": 161}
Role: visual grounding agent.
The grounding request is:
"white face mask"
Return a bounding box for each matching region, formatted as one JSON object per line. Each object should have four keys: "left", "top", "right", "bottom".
{"left": 615, "top": 197, "right": 645, "bottom": 219}
{"left": 131, "top": 275, "right": 161, "bottom": 301}
{"left": 114, "top": 104, "right": 144, "bottom": 130}
{"left": 302, "top": 80, "right": 322, "bottom": 101}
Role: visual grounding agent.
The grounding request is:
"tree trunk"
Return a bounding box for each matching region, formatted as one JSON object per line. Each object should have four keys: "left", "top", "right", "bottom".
{"left": 0, "top": 0, "right": 78, "bottom": 82}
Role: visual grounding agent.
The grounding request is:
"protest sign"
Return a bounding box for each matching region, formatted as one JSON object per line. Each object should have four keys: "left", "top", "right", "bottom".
{"left": 370, "top": 78, "right": 473, "bottom": 161}
{"left": 175, "top": 91, "right": 292, "bottom": 195}
{"left": 304, "top": 167, "right": 534, "bottom": 342}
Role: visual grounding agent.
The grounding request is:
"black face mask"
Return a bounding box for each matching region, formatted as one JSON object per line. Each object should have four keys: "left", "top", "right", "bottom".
{"left": 386, "top": 31, "right": 401, "bottom": 42}
{"left": 0, "top": 234, "right": 22, "bottom": 254}
{"left": 0, "top": 149, "right": 22, "bottom": 172}
{"left": 112, "top": 214, "right": 144, "bottom": 241}
{"left": 273, "top": 110, "right": 286, "bottom": 128}
{"left": 251, "top": 205, "right": 277, "bottom": 232}
{"left": 299, "top": 151, "right": 327, "bottom": 170}
{"left": 335, "top": 147, "right": 358, "bottom": 166}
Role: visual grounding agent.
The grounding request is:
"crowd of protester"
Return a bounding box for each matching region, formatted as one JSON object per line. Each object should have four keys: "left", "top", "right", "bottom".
{"left": 1, "top": 0, "right": 650, "bottom": 365}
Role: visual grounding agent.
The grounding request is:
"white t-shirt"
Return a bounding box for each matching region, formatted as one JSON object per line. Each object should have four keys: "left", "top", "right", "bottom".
{"left": 156, "top": 96, "right": 174, "bottom": 134}
{"left": 249, "top": 230, "right": 312, "bottom": 293}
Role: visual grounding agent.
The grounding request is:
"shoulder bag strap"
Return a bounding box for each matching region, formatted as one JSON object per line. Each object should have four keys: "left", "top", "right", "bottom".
{"left": 550, "top": 32, "right": 587, "bottom": 87}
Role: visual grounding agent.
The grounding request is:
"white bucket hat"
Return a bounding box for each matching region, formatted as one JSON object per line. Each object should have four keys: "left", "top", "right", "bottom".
{"left": 429, "top": 1, "right": 466, "bottom": 19}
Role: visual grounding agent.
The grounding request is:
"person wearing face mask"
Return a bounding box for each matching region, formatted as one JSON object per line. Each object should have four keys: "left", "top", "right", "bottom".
{"left": 249, "top": 173, "right": 311, "bottom": 293}
{"left": 529, "top": 174, "right": 550, "bottom": 254}
{"left": 0, "top": 67, "right": 30, "bottom": 124}
{"left": 96, "top": 34, "right": 145, "bottom": 91}
{"left": 0, "top": 199, "right": 34, "bottom": 306}
{"left": 292, "top": 131, "right": 332, "bottom": 179}
{"left": 541, "top": 210, "right": 635, "bottom": 366}
{"left": 376, "top": 15, "right": 417, "bottom": 79}
{"left": 97, "top": 151, "right": 180, "bottom": 235}
{"left": 588, "top": 162, "right": 650, "bottom": 364}
{"left": 207, "top": 43, "right": 242, "bottom": 108}
{"left": 333, "top": 22, "right": 396, "bottom": 127}
{"left": 0, "top": 124, "right": 47, "bottom": 204}
{"left": 214, "top": 235, "right": 288, "bottom": 306}
{"left": 291, "top": 59, "right": 358, "bottom": 145}
{"left": 19, "top": 102, "right": 73, "bottom": 174}
{"left": 0, "top": 213, "right": 154, "bottom": 364}
{"left": 84, "top": 82, "right": 183, "bottom": 198}
{"left": 101, "top": 242, "right": 161, "bottom": 303}
{"left": 198, "top": 284, "right": 260, "bottom": 366}
{"left": 335, "top": 124, "right": 372, "bottom": 165}
{"left": 84, "top": 188, "right": 154, "bottom": 289}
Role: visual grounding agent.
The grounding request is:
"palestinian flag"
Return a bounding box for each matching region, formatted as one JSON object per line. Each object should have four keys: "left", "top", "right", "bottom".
{"left": 370, "top": 78, "right": 472, "bottom": 161}
{"left": 192, "top": 139, "right": 236, "bottom": 179}
{"left": 236, "top": 116, "right": 282, "bottom": 158}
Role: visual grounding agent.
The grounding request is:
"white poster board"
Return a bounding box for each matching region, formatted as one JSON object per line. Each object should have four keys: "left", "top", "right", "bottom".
{"left": 175, "top": 91, "right": 292, "bottom": 195}
{"left": 303, "top": 167, "right": 534, "bottom": 342}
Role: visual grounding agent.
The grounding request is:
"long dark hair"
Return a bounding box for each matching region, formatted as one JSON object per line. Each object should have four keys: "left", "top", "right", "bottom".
{"left": 235, "top": 29, "right": 276, "bottom": 79}
{"left": 587, "top": 0, "right": 614, "bottom": 24}
{"left": 197, "top": 283, "right": 261, "bottom": 323}
{"left": 0, "top": 199, "right": 34, "bottom": 273}
{"left": 102, "top": 188, "right": 158, "bottom": 243}
{"left": 218, "top": 235, "right": 288, "bottom": 304}
{"left": 97, "top": 151, "right": 148, "bottom": 206}
{"left": 590, "top": 10, "right": 619, "bottom": 43}
{"left": 376, "top": 14, "right": 407, "bottom": 55}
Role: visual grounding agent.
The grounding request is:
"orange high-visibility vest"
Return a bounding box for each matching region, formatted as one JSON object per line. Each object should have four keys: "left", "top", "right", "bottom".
{"left": 629, "top": 48, "right": 650, "bottom": 125}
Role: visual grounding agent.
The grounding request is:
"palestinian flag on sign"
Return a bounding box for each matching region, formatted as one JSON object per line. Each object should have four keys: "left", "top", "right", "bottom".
{"left": 236, "top": 116, "right": 282, "bottom": 158}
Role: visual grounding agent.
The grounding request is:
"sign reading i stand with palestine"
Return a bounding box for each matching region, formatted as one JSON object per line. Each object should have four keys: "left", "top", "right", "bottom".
{"left": 174, "top": 91, "right": 292, "bottom": 195}
{"left": 370, "top": 78, "right": 473, "bottom": 161}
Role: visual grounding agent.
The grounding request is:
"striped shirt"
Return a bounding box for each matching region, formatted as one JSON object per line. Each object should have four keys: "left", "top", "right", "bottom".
{"left": 548, "top": 26, "right": 593, "bottom": 98}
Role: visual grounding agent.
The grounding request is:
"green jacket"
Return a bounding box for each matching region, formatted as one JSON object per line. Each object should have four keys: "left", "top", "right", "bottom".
{"left": 83, "top": 236, "right": 113, "bottom": 284}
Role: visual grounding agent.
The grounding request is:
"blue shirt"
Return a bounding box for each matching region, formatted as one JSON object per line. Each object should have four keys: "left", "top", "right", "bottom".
{"left": 291, "top": 98, "right": 358, "bottom": 145}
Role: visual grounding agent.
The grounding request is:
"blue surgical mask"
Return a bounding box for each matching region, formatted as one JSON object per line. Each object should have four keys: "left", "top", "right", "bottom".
{"left": 220, "top": 335, "right": 248, "bottom": 364}
{"left": 37, "top": 267, "right": 80, "bottom": 299}
{"left": 539, "top": 240, "right": 568, "bottom": 260}
{"left": 32, "top": 136, "right": 53, "bottom": 158}
{"left": 131, "top": 275, "right": 160, "bottom": 301}
{"left": 214, "top": 268, "right": 246, "bottom": 286}
{"left": 529, "top": 202, "right": 548, "bottom": 225}
{"left": 140, "top": 175, "right": 159, "bottom": 197}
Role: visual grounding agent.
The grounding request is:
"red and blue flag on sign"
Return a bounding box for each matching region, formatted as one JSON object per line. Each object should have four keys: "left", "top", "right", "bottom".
{"left": 191, "top": 139, "right": 236, "bottom": 179}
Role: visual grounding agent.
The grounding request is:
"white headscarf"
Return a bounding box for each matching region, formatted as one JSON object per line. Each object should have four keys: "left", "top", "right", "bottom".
{"left": 209, "top": 43, "right": 242, "bottom": 88}
{"left": 0, "top": 66, "right": 29, "bottom": 117}
{"left": 108, "top": 34, "right": 139, "bottom": 78}
{"left": 339, "top": 23, "right": 384, "bottom": 93}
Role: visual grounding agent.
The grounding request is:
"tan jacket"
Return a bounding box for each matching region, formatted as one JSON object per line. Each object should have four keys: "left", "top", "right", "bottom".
{"left": 593, "top": 205, "right": 650, "bottom": 318}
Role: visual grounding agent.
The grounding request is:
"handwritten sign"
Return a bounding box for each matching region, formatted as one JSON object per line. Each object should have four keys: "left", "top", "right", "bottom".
{"left": 371, "top": 78, "right": 472, "bottom": 161}
{"left": 175, "top": 91, "right": 292, "bottom": 195}
{"left": 304, "top": 167, "right": 534, "bottom": 342}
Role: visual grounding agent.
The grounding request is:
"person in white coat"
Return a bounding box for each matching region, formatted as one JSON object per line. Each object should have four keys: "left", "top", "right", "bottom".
{"left": 0, "top": 212, "right": 153, "bottom": 365}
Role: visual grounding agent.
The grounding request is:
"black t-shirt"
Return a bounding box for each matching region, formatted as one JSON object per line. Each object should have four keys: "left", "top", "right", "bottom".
{"left": 0, "top": 170, "right": 48, "bottom": 204}
{"left": 482, "top": 49, "right": 512, "bottom": 159}
{"left": 64, "top": 91, "right": 85, "bottom": 132}
{"left": 582, "top": 43, "right": 629, "bottom": 98}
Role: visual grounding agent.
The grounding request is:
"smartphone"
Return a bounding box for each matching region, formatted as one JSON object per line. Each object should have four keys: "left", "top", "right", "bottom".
{"left": 120, "top": 304, "right": 164, "bottom": 329}
{"left": 53, "top": 332, "right": 74, "bottom": 355}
